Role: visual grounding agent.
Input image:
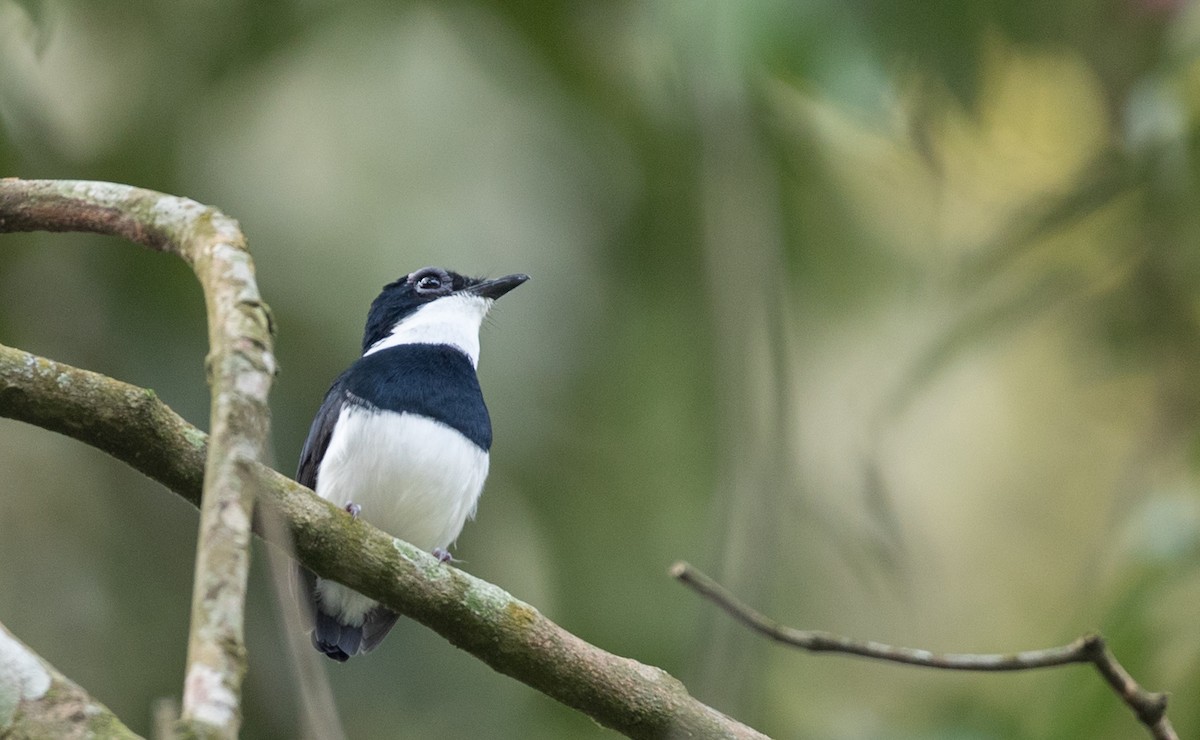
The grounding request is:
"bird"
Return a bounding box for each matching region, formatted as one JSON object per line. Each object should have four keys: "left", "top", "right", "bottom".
{"left": 294, "top": 266, "right": 528, "bottom": 661}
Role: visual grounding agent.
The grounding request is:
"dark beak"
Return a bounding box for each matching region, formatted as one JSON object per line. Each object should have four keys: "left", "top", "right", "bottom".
{"left": 466, "top": 273, "right": 529, "bottom": 300}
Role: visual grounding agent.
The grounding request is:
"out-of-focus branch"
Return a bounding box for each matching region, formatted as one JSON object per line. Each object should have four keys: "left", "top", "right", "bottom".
{"left": 0, "top": 178, "right": 276, "bottom": 739}
{"left": 670, "top": 561, "right": 1177, "bottom": 740}
{"left": 0, "top": 620, "right": 140, "bottom": 739}
{"left": 0, "top": 344, "right": 766, "bottom": 740}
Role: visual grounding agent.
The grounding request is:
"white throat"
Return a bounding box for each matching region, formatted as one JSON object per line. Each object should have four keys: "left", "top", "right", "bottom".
{"left": 363, "top": 293, "right": 491, "bottom": 366}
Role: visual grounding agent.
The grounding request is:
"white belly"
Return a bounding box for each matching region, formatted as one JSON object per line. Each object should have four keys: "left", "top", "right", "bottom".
{"left": 316, "top": 406, "right": 489, "bottom": 549}
{"left": 314, "top": 406, "right": 489, "bottom": 625}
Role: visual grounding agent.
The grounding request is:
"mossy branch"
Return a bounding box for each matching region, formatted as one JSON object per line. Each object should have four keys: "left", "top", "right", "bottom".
{"left": 0, "top": 619, "right": 140, "bottom": 739}
{"left": 0, "top": 343, "right": 764, "bottom": 740}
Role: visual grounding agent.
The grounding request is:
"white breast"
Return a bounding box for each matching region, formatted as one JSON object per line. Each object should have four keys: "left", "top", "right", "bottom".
{"left": 313, "top": 405, "right": 489, "bottom": 626}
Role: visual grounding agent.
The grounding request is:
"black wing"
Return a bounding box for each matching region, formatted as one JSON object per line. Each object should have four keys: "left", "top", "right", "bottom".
{"left": 292, "top": 387, "right": 344, "bottom": 644}
{"left": 296, "top": 385, "right": 348, "bottom": 490}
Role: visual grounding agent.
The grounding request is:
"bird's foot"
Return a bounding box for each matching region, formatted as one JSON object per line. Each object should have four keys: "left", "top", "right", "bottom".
{"left": 344, "top": 502, "right": 362, "bottom": 519}
{"left": 432, "top": 548, "right": 456, "bottom": 564}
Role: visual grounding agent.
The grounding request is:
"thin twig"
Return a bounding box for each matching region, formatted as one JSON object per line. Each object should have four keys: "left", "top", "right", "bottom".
{"left": 670, "top": 561, "right": 1177, "bottom": 740}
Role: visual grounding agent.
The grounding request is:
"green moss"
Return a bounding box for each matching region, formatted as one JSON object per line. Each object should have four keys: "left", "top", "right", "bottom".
{"left": 390, "top": 538, "right": 455, "bottom": 583}
{"left": 0, "top": 686, "right": 17, "bottom": 729}
{"left": 182, "top": 425, "right": 208, "bottom": 449}
{"left": 85, "top": 712, "right": 139, "bottom": 738}
{"left": 463, "top": 579, "right": 515, "bottom": 617}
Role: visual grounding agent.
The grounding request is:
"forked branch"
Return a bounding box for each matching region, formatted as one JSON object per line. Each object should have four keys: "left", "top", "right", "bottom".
{"left": 0, "top": 178, "right": 276, "bottom": 739}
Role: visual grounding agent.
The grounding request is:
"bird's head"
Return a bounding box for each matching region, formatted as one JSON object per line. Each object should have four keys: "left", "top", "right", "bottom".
{"left": 361, "top": 267, "right": 528, "bottom": 364}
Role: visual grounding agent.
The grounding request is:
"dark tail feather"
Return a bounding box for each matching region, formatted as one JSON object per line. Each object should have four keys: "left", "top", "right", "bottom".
{"left": 313, "top": 609, "right": 362, "bottom": 662}
{"left": 311, "top": 605, "right": 399, "bottom": 661}
{"left": 294, "top": 562, "right": 400, "bottom": 661}
{"left": 360, "top": 607, "right": 400, "bottom": 653}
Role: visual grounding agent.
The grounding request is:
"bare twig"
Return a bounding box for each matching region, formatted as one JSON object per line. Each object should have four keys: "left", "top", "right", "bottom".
{"left": 0, "top": 344, "right": 766, "bottom": 740}
{"left": 0, "top": 178, "right": 276, "bottom": 739}
{"left": 670, "top": 561, "right": 1177, "bottom": 740}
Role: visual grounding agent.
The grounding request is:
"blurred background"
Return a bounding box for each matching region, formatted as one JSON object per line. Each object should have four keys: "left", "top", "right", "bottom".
{"left": 2, "top": 0, "right": 1199, "bottom": 737}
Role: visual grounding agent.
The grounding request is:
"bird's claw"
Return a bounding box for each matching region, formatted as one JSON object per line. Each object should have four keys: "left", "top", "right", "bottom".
{"left": 432, "top": 548, "right": 455, "bottom": 564}
{"left": 345, "top": 502, "right": 362, "bottom": 519}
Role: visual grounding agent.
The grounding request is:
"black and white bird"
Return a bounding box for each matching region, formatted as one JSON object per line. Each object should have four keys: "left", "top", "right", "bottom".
{"left": 294, "top": 266, "right": 528, "bottom": 661}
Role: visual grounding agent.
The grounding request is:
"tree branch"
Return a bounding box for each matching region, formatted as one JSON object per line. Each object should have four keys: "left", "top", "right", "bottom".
{"left": 670, "top": 561, "right": 1177, "bottom": 740}
{"left": 0, "top": 344, "right": 765, "bottom": 740}
{"left": 0, "top": 619, "right": 140, "bottom": 739}
{"left": 0, "top": 178, "right": 276, "bottom": 739}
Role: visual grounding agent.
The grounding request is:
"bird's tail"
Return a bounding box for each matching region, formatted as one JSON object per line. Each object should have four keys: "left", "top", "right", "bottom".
{"left": 295, "top": 563, "right": 400, "bottom": 661}
{"left": 311, "top": 605, "right": 400, "bottom": 661}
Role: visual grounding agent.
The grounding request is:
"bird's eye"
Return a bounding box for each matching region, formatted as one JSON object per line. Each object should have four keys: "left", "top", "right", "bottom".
{"left": 409, "top": 267, "right": 453, "bottom": 295}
